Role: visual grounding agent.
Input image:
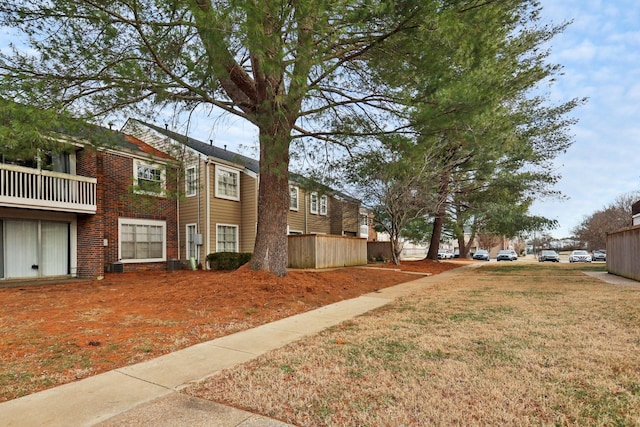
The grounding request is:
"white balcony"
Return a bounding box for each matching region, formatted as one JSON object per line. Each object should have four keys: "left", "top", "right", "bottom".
{"left": 0, "top": 163, "right": 97, "bottom": 214}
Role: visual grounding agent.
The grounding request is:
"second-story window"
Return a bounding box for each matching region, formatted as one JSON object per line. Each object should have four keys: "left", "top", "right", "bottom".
{"left": 185, "top": 166, "right": 197, "bottom": 197}
{"left": 320, "top": 195, "right": 328, "bottom": 215}
{"left": 215, "top": 165, "right": 240, "bottom": 201}
{"left": 310, "top": 192, "right": 318, "bottom": 214}
{"left": 134, "top": 159, "right": 165, "bottom": 195}
{"left": 290, "top": 186, "right": 299, "bottom": 211}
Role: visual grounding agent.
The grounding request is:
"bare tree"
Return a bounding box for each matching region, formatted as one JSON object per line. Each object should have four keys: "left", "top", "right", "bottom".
{"left": 573, "top": 191, "right": 640, "bottom": 250}
{"left": 345, "top": 146, "right": 443, "bottom": 265}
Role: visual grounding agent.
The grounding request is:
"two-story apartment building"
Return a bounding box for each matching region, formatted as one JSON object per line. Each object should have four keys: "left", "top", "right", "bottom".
{"left": 0, "top": 126, "right": 178, "bottom": 281}
{"left": 122, "top": 119, "right": 364, "bottom": 266}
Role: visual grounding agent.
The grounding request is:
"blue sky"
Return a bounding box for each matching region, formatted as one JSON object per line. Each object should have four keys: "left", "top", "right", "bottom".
{"left": 2, "top": 1, "right": 638, "bottom": 238}
{"left": 530, "top": 0, "right": 640, "bottom": 237}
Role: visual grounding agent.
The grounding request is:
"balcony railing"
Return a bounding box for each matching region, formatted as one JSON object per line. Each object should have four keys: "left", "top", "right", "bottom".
{"left": 0, "top": 163, "right": 97, "bottom": 214}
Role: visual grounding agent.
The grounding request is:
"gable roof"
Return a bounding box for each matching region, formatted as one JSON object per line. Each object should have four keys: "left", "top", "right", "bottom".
{"left": 128, "top": 119, "right": 259, "bottom": 173}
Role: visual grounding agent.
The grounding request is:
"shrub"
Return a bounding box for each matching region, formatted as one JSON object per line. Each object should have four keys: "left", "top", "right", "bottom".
{"left": 206, "top": 252, "right": 252, "bottom": 271}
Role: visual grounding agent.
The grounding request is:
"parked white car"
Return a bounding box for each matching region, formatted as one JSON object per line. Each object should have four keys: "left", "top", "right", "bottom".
{"left": 437, "top": 249, "right": 453, "bottom": 260}
{"left": 569, "top": 250, "right": 592, "bottom": 263}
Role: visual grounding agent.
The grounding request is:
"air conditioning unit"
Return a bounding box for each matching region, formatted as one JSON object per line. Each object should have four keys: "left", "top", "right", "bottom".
{"left": 167, "top": 259, "right": 182, "bottom": 271}
{"left": 107, "top": 262, "right": 124, "bottom": 273}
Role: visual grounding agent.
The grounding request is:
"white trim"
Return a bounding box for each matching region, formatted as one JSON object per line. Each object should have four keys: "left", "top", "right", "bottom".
{"left": 214, "top": 164, "right": 240, "bottom": 201}
{"left": 215, "top": 223, "right": 239, "bottom": 253}
{"left": 289, "top": 185, "right": 299, "bottom": 211}
{"left": 118, "top": 217, "right": 167, "bottom": 263}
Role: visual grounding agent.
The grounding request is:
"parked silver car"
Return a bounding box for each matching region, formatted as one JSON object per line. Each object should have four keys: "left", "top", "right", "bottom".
{"left": 538, "top": 250, "right": 560, "bottom": 262}
{"left": 472, "top": 249, "right": 490, "bottom": 261}
{"left": 592, "top": 249, "right": 606, "bottom": 262}
{"left": 496, "top": 249, "right": 517, "bottom": 261}
{"left": 569, "top": 250, "right": 592, "bottom": 263}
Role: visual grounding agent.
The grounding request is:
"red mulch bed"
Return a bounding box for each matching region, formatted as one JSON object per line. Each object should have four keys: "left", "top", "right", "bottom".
{"left": 0, "top": 259, "right": 462, "bottom": 401}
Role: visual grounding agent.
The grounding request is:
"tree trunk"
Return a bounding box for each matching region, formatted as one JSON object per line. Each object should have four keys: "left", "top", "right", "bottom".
{"left": 457, "top": 234, "right": 466, "bottom": 258}
{"left": 427, "top": 215, "right": 444, "bottom": 260}
{"left": 248, "top": 123, "right": 291, "bottom": 276}
{"left": 426, "top": 171, "right": 450, "bottom": 260}
{"left": 390, "top": 236, "right": 403, "bottom": 265}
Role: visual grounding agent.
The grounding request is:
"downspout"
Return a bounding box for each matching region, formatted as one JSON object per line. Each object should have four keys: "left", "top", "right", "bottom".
{"left": 205, "top": 158, "right": 211, "bottom": 264}
{"left": 304, "top": 191, "right": 308, "bottom": 233}
{"left": 196, "top": 154, "right": 201, "bottom": 264}
{"left": 176, "top": 166, "right": 180, "bottom": 260}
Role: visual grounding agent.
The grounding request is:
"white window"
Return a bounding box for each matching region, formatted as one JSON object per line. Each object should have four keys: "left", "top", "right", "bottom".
{"left": 134, "top": 159, "right": 165, "bottom": 195}
{"left": 215, "top": 165, "right": 240, "bottom": 200}
{"left": 216, "top": 224, "right": 238, "bottom": 252}
{"left": 289, "top": 186, "right": 299, "bottom": 211}
{"left": 310, "top": 192, "right": 318, "bottom": 214}
{"left": 119, "top": 218, "right": 166, "bottom": 263}
{"left": 185, "top": 166, "right": 197, "bottom": 197}
{"left": 320, "top": 195, "right": 328, "bottom": 215}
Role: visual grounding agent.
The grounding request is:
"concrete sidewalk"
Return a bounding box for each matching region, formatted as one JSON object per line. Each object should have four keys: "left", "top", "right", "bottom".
{"left": 0, "top": 266, "right": 474, "bottom": 427}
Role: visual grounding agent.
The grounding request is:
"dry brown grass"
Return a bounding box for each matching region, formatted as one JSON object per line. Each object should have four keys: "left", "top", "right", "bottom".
{"left": 185, "top": 263, "right": 640, "bottom": 426}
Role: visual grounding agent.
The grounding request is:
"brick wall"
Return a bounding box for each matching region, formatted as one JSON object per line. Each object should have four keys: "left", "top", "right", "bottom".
{"left": 76, "top": 146, "right": 178, "bottom": 277}
{"left": 76, "top": 147, "right": 105, "bottom": 278}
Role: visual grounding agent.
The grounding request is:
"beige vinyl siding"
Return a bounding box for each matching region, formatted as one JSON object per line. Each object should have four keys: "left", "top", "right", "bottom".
{"left": 287, "top": 211, "right": 306, "bottom": 233}
{"left": 287, "top": 187, "right": 307, "bottom": 233}
{"left": 328, "top": 197, "right": 359, "bottom": 236}
{"left": 329, "top": 197, "right": 344, "bottom": 235}
{"left": 287, "top": 188, "right": 336, "bottom": 234}
{"left": 210, "top": 191, "right": 241, "bottom": 253}
{"left": 178, "top": 159, "right": 205, "bottom": 260}
{"left": 304, "top": 190, "right": 331, "bottom": 234}
{"left": 341, "top": 200, "right": 360, "bottom": 235}
{"left": 240, "top": 173, "right": 258, "bottom": 252}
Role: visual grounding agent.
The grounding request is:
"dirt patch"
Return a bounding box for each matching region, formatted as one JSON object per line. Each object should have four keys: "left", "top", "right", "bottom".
{"left": 0, "top": 259, "right": 460, "bottom": 402}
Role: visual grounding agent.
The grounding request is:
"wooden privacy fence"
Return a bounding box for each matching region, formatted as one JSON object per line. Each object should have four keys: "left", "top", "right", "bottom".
{"left": 607, "top": 225, "right": 640, "bottom": 281}
{"left": 288, "top": 234, "right": 367, "bottom": 269}
{"left": 367, "top": 241, "right": 393, "bottom": 261}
